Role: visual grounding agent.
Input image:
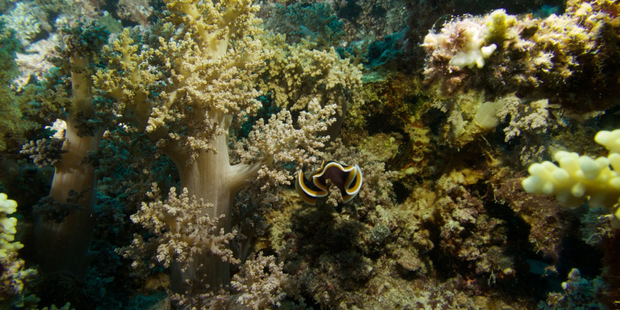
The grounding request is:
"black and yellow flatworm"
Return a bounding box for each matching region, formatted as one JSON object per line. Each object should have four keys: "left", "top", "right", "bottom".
{"left": 295, "top": 161, "right": 363, "bottom": 205}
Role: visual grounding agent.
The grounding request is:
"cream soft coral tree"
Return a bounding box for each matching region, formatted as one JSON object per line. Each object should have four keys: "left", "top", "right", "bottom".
{"left": 95, "top": 0, "right": 339, "bottom": 297}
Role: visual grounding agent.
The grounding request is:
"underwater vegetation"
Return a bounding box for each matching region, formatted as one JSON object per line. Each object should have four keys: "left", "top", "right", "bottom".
{"left": 0, "top": 0, "right": 620, "bottom": 309}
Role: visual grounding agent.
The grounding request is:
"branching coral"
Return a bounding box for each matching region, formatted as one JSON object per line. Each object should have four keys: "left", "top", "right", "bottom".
{"left": 20, "top": 137, "right": 66, "bottom": 168}
{"left": 94, "top": 0, "right": 270, "bottom": 290}
{"left": 235, "top": 99, "right": 338, "bottom": 192}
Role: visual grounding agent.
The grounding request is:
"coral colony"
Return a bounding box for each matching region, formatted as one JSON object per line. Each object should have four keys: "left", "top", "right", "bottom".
{"left": 2, "top": 0, "right": 620, "bottom": 309}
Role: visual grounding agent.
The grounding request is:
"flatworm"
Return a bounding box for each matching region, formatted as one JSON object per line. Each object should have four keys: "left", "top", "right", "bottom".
{"left": 295, "top": 161, "right": 363, "bottom": 205}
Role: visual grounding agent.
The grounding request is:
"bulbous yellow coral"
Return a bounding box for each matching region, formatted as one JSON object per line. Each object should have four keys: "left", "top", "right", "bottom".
{"left": 0, "top": 193, "right": 36, "bottom": 301}
{"left": 0, "top": 193, "right": 21, "bottom": 258}
{"left": 523, "top": 129, "right": 620, "bottom": 227}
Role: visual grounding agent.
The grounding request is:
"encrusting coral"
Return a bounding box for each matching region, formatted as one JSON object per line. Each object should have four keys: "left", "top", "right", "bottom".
{"left": 422, "top": 0, "right": 620, "bottom": 113}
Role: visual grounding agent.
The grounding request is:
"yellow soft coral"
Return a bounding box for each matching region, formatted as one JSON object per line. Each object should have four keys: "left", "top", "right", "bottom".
{"left": 95, "top": 0, "right": 268, "bottom": 160}
{"left": 259, "top": 35, "right": 362, "bottom": 142}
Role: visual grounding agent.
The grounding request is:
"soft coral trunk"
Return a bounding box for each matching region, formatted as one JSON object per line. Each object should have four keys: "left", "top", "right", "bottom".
{"left": 166, "top": 115, "right": 260, "bottom": 291}
{"left": 34, "top": 55, "right": 102, "bottom": 279}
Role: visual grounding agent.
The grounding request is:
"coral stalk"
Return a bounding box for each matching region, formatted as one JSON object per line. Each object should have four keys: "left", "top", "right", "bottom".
{"left": 34, "top": 53, "right": 103, "bottom": 278}
{"left": 167, "top": 128, "right": 260, "bottom": 291}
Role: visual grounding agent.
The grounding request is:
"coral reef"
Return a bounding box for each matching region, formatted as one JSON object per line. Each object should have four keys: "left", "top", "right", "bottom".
{"left": 2, "top": 0, "right": 620, "bottom": 308}
{"left": 94, "top": 0, "right": 362, "bottom": 304}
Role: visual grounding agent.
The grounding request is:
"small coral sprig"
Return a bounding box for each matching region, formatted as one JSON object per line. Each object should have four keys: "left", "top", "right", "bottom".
{"left": 128, "top": 184, "right": 239, "bottom": 271}
{"left": 230, "top": 252, "right": 301, "bottom": 310}
{"left": 235, "top": 99, "right": 338, "bottom": 191}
